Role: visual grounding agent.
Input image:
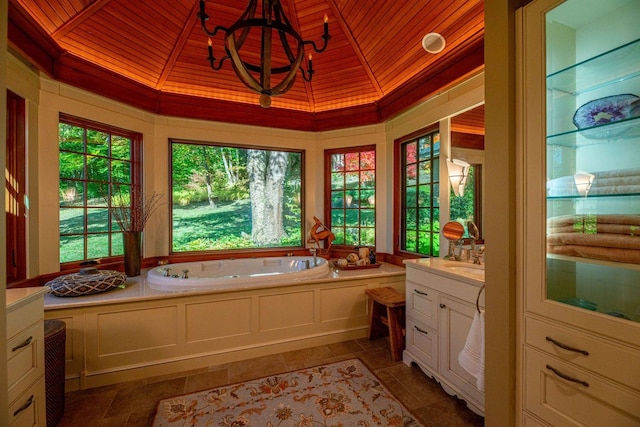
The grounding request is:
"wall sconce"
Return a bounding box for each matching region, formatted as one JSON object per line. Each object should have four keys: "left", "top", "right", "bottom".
{"left": 574, "top": 171, "right": 595, "bottom": 196}
{"left": 447, "top": 159, "right": 470, "bottom": 197}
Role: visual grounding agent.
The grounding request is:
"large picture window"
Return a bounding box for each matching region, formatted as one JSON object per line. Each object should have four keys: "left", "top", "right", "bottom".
{"left": 397, "top": 129, "right": 440, "bottom": 257}
{"left": 58, "top": 115, "right": 141, "bottom": 265}
{"left": 325, "top": 146, "right": 376, "bottom": 247}
{"left": 171, "top": 140, "right": 303, "bottom": 252}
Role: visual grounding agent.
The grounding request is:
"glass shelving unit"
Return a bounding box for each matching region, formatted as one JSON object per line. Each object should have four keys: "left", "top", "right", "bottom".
{"left": 545, "top": 5, "right": 640, "bottom": 323}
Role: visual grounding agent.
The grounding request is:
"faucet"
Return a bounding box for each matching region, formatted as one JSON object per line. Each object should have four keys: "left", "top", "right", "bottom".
{"left": 309, "top": 247, "right": 317, "bottom": 266}
{"left": 472, "top": 247, "right": 485, "bottom": 265}
{"left": 181, "top": 269, "right": 189, "bottom": 279}
{"left": 161, "top": 268, "right": 172, "bottom": 277}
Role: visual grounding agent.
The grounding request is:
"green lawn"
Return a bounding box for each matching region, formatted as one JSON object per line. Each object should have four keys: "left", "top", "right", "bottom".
{"left": 60, "top": 198, "right": 302, "bottom": 262}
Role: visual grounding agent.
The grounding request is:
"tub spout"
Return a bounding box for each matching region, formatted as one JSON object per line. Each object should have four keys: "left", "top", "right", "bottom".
{"left": 161, "top": 268, "right": 171, "bottom": 277}
{"left": 181, "top": 269, "right": 190, "bottom": 279}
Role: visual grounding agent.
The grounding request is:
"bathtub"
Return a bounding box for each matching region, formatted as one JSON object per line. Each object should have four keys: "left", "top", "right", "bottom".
{"left": 146, "top": 256, "right": 330, "bottom": 291}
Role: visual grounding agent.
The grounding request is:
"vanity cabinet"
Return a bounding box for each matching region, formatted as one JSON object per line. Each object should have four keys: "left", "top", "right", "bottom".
{"left": 6, "top": 288, "right": 48, "bottom": 426}
{"left": 518, "top": 0, "right": 640, "bottom": 425}
{"left": 403, "top": 259, "right": 485, "bottom": 416}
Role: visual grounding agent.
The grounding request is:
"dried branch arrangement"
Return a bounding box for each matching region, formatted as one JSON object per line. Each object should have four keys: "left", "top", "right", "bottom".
{"left": 106, "top": 190, "right": 165, "bottom": 232}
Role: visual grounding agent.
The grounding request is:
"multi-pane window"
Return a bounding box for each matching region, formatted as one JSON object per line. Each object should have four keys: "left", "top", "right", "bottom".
{"left": 400, "top": 130, "right": 440, "bottom": 256}
{"left": 58, "top": 115, "right": 140, "bottom": 265}
{"left": 170, "top": 140, "right": 303, "bottom": 252}
{"left": 326, "top": 146, "right": 376, "bottom": 247}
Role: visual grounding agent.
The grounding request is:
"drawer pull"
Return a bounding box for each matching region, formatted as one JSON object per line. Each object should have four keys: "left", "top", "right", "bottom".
{"left": 12, "top": 336, "right": 33, "bottom": 352}
{"left": 414, "top": 325, "right": 429, "bottom": 335}
{"left": 439, "top": 303, "right": 446, "bottom": 309}
{"left": 13, "top": 395, "right": 34, "bottom": 417}
{"left": 414, "top": 289, "right": 428, "bottom": 296}
{"left": 545, "top": 364, "right": 589, "bottom": 387}
{"left": 545, "top": 336, "right": 589, "bottom": 356}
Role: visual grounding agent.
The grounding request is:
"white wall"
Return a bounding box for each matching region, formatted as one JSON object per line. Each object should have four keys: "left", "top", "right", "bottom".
{"left": 6, "top": 50, "right": 484, "bottom": 276}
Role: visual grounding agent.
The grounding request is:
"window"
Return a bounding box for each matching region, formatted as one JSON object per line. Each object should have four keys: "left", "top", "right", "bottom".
{"left": 58, "top": 115, "right": 141, "bottom": 265}
{"left": 170, "top": 139, "right": 303, "bottom": 252}
{"left": 325, "top": 146, "right": 376, "bottom": 247}
{"left": 396, "top": 129, "right": 440, "bottom": 256}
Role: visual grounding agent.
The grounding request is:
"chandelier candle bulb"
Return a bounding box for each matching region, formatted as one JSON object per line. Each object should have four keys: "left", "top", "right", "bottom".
{"left": 324, "top": 14, "right": 328, "bottom": 33}
{"left": 308, "top": 54, "right": 313, "bottom": 73}
{"left": 207, "top": 38, "right": 213, "bottom": 61}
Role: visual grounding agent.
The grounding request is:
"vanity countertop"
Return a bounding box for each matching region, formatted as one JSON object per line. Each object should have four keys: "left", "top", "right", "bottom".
{"left": 6, "top": 286, "right": 49, "bottom": 312}
{"left": 404, "top": 257, "right": 485, "bottom": 286}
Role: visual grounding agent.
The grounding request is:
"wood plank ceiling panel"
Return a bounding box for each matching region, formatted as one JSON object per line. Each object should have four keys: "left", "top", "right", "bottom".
{"left": 58, "top": 0, "right": 193, "bottom": 88}
{"left": 17, "top": 0, "right": 91, "bottom": 33}
{"left": 9, "top": 0, "right": 486, "bottom": 129}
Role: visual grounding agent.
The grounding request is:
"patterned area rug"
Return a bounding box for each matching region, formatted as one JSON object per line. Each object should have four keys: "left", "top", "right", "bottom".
{"left": 152, "top": 358, "right": 424, "bottom": 426}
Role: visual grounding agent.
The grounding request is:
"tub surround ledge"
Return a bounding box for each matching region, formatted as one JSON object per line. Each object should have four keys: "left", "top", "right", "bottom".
{"left": 44, "top": 263, "right": 406, "bottom": 392}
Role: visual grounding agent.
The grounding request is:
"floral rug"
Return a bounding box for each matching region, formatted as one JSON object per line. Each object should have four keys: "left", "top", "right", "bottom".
{"left": 152, "top": 358, "right": 424, "bottom": 426}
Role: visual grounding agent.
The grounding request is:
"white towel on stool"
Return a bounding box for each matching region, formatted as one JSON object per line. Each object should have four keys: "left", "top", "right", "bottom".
{"left": 458, "top": 310, "right": 485, "bottom": 392}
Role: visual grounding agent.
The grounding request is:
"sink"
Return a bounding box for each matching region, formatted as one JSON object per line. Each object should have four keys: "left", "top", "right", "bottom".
{"left": 440, "top": 263, "right": 485, "bottom": 278}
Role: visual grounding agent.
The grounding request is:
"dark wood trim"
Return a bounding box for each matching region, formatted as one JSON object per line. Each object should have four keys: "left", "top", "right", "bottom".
{"left": 6, "top": 90, "right": 27, "bottom": 283}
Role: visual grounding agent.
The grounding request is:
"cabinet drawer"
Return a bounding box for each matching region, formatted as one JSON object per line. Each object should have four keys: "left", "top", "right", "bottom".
{"left": 406, "top": 317, "right": 438, "bottom": 372}
{"left": 8, "top": 375, "right": 46, "bottom": 427}
{"left": 7, "top": 322, "right": 45, "bottom": 404}
{"left": 406, "top": 281, "right": 438, "bottom": 330}
{"left": 525, "top": 316, "right": 640, "bottom": 391}
{"left": 524, "top": 347, "right": 640, "bottom": 426}
{"left": 7, "top": 298, "right": 43, "bottom": 340}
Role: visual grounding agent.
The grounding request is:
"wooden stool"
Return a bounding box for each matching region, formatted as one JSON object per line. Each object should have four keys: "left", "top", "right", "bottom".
{"left": 365, "top": 287, "right": 406, "bottom": 361}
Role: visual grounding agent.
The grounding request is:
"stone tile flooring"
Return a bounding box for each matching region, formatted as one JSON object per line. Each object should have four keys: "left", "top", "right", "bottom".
{"left": 56, "top": 338, "right": 484, "bottom": 426}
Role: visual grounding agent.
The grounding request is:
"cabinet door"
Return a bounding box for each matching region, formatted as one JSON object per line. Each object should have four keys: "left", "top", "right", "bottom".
{"left": 439, "top": 296, "right": 484, "bottom": 406}
{"left": 520, "top": 0, "right": 640, "bottom": 341}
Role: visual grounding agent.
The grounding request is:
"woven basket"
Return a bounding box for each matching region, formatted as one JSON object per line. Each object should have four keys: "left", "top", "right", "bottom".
{"left": 45, "top": 319, "right": 66, "bottom": 427}
{"left": 46, "top": 268, "right": 125, "bottom": 297}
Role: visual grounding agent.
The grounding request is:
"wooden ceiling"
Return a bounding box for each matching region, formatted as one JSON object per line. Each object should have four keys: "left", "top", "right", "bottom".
{"left": 8, "top": 0, "right": 484, "bottom": 131}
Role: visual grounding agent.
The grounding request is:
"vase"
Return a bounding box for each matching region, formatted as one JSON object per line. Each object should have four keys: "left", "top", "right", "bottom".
{"left": 123, "top": 231, "right": 142, "bottom": 277}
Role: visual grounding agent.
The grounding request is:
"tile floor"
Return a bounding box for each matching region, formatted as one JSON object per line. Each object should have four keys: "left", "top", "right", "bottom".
{"left": 55, "top": 337, "right": 484, "bottom": 426}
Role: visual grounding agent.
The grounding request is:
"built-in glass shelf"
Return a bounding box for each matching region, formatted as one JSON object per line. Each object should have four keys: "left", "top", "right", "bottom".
{"left": 547, "top": 38, "right": 640, "bottom": 96}
{"left": 547, "top": 192, "right": 640, "bottom": 200}
{"left": 547, "top": 115, "right": 640, "bottom": 147}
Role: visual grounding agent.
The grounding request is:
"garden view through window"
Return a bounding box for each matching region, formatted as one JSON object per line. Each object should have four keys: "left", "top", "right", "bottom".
{"left": 58, "top": 115, "right": 140, "bottom": 264}
{"left": 400, "top": 130, "right": 440, "bottom": 256}
{"left": 449, "top": 165, "right": 480, "bottom": 239}
{"left": 171, "top": 140, "right": 303, "bottom": 252}
{"left": 326, "top": 146, "right": 376, "bottom": 247}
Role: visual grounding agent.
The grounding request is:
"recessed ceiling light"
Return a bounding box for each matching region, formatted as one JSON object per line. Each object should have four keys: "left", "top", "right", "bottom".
{"left": 422, "top": 33, "right": 445, "bottom": 54}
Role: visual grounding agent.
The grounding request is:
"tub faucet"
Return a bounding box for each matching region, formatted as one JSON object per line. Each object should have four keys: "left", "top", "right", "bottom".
{"left": 161, "top": 268, "right": 171, "bottom": 277}
{"left": 309, "top": 247, "right": 317, "bottom": 266}
{"left": 181, "top": 269, "right": 190, "bottom": 279}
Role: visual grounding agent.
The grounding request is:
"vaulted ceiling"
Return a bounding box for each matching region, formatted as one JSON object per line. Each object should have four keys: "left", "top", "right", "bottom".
{"left": 8, "top": 0, "right": 484, "bottom": 131}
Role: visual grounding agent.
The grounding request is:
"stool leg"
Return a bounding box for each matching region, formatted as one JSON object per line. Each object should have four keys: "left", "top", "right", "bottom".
{"left": 387, "top": 306, "right": 405, "bottom": 362}
{"left": 368, "top": 301, "right": 388, "bottom": 340}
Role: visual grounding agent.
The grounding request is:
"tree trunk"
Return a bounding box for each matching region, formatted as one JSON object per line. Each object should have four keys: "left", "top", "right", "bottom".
{"left": 205, "top": 174, "right": 216, "bottom": 208}
{"left": 247, "top": 150, "right": 288, "bottom": 245}
{"left": 221, "top": 148, "right": 237, "bottom": 186}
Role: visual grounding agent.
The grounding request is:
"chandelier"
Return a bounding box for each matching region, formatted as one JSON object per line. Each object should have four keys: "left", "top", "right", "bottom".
{"left": 198, "top": 0, "right": 331, "bottom": 108}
